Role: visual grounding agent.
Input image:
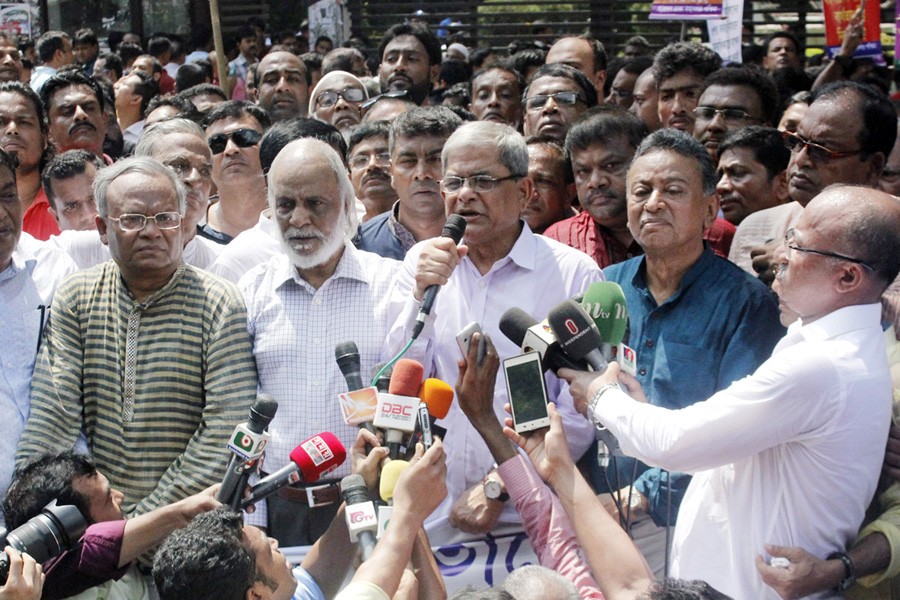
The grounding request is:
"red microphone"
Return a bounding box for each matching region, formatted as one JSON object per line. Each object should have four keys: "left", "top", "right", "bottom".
{"left": 241, "top": 432, "right": 346, "bottom": 508}
{"left": 375, "top": 359, "right": 424, "bottom": 459}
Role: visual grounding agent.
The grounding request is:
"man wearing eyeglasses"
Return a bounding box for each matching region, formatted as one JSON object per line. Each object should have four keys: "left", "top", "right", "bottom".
{"left": 17, "top": 156, "right": 257, "bottom": 528}
{"left": 734, "top": 81, "right": 896, "bottom": 283}
{"left": 308, "top": 71, "right": 367, "bottom": 135}
{"left": 202, "top": 101, "right": 270, "bottom": 243}
{"left": 522, "top": 63, "right": 597, "bottom": 144}
{"left": 384, "top": 120, "right": 601, "bottom": 544}
{"left": 346, "top": 121, "right": 397, "bottom": 223}
{"left": 691, "top": 66, "right": 778, "bottom": 164}
{"left": 563, "top": 185, "right": 899, "bottom": 599}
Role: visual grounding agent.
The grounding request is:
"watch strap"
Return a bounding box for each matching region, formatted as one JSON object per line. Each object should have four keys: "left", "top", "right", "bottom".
{"left": 827, "top": 551, "right": 856, "bottom": 591}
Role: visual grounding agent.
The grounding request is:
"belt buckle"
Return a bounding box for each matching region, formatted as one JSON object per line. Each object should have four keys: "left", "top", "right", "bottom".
{"left": 305, "top": 483, "right": 332, "bottom": 508}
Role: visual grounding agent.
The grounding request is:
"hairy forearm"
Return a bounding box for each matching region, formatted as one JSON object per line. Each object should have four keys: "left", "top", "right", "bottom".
{"left": 119, "top": 503, "right": 194, "bottom": 567}
{"left": 351, "top": 510, "right": 421, "bottom": 598}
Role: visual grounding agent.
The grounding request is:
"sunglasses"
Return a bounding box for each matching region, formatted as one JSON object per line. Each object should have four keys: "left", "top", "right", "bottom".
{"left": 316, "top": 87, "right": 366, "bottom": 108}
{"left": 360, "top": 89, "right": 409, "bottom": 111}
{"left": 524, "top": 91, "right": 585, "bottom": 111}
{"left": 781, "top": 131, "right": 862, "bottom": 164}
{"left": 208, "top": 128, "right": 262, "bottom": 155}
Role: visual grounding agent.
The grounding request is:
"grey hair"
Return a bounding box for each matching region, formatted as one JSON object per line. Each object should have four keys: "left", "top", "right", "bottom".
{"left": 266, "top": 137, "right": 359, "bottom": 241}
{"left": 632, "top": 128, "right": 717, "bottom": 196}
{"left": 94, "top": 156, "right": 187, "bottom": 216}
{"left": 441, "top": 121, "right": 528, "bottom": 177}
{"left": 134, "top": 118, "right": 205, "bottom": 158}
{"left": 501, "top": 565, "right": 580, "bottom": 600}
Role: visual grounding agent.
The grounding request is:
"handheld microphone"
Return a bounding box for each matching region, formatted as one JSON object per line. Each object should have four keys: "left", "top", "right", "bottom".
{"left": 341, "top": 474, "right": 377, "bottom": 562}
{"left": 335, "top": 341, "right": 365, "bottom": 391}
{"left": 379, "top": 460, "right": 409, "bottom": 504}
{"left": 218, "top": 394, "right": 278, "bottom": 509}
{"left": 372, "top": 363, "right": 392, "bottom": 393}
{"left": 375, "top": 359, "right": 424, "bottom": 459}
{"left": 499, "top": 307, "right": 586, "bottom": 374}
{"left": 241, "top": 433, "right": 346, "bottom": 509}
{"left": 406, "top": 378, "right": 454, "bottom": 457}
{"left": 580, "top": 282, "right": 628, "bottom": 346}
{"left": 412, "top": 215, "right": 467, "bottom": 339}
{"left": 335, "top": 341, "right": 378, "bottom": 432}
{"left": 547, "top": 299, "right": 608, "bottom": 372}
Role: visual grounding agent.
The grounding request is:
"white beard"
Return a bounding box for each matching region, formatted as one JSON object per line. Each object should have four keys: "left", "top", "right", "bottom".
{"left": 279, "top": 217, "right": 346, "bottom": 270}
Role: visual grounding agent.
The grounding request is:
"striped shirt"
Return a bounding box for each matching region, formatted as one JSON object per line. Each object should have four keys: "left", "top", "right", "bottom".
{"left": 16, "top": 261, "right": 258, "bottom": 517}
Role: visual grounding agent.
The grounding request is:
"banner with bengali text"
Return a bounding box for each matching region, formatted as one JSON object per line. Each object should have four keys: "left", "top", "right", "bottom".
{"left": 650, "top": 0, "right": 723, "bottom": 21}
{"left": 823, "top": 0, "right": 883, "bottom": 62}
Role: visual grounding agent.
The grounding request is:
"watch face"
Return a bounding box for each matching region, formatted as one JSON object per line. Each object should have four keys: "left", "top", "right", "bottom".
{"left": 484, "top": 479, "right": 502, "bottom": 499}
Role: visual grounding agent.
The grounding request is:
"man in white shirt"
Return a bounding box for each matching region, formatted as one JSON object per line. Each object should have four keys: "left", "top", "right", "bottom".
{"left": 561, "top": 185, "right": 900, "bottom": 598}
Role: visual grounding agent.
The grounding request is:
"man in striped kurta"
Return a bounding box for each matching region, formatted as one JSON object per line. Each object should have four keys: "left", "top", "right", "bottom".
{"left": 15, "top": 156, "right": 257, "bottom": 519}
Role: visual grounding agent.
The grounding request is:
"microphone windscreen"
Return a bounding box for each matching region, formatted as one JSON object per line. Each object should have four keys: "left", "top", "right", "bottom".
{"left": 441, "top": 214, "right": 467, "bottom": 243}
{"left": 580, "top": 282, "right": 628, "bottom": 346}
{"left": 388, "top": 359, "right": 424, "bottom": 397}
{"left": 419, "top": 378, "right": 454, "bottom": 419}
{"left": 499, "top": 307, "right": 537, "bottom": 347}
{"left": 289, "top": 432, "right": 346, "bottom": 483}
{"left": 248, "top": 394, "right": 278, "bottom": 431}
{"left": 334, "top": 340, "right": 360, "bottom": 364}
{"left": 379, "top": 460, "right": 409, "bottom": 502}
{"left": 547, "top": 300, "right": 604, "bottom": 361}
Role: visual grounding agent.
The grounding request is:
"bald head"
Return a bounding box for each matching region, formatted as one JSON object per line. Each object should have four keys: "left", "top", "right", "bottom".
{"left": 256, "top": 51, "right": 310, "bottom": 121}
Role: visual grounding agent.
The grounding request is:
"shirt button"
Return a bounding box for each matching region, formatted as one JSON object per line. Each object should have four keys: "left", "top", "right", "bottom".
{"left": 479, "top": 281, "right": 485, "bottom": 288}
{"left": 638, "top": 367, "right": 647, "bottom": 376}
{"left": 645, "top": 340, "right": 655, "bottom": 348}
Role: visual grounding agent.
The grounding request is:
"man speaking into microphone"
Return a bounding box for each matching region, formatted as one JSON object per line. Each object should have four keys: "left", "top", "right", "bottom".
{"left": 240, "top": 138, "right": 400, "bottom": 546}
{"left": 384, "top": 120, "right": 602, "bottom": 545}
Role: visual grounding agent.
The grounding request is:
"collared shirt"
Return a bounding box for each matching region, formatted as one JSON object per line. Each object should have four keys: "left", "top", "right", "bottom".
{"left": 603, "top": 247, "right": 784, "bottom": 525}
{"left": 17, "top": 262, "right": 258, "bottom": 517}
{"left": 23, "top": 188, "right": 61, "bottom": 241}
{"left": 729, "top": 201, "right": 804, "bottom": 274}
{"left": 0, "top": 233, "right": 76, "bottom": 513}
{"left": 384, "top": 223, "right": 601, "bottom": 539}
{"left": 239, "top": 243, "right": 400, "bottom": 526}
{"left": 228, "top": 54, "right": 254, "bottom": 82}
{"left": 543, "top": 210, "right": 641, "bottom": 269}
{"left": 209, "top": 211, "right": 281, "bottom": 283}
{"left": 354, "top": 201, "right": 417, "bottom": 261}
{"left": 45, "top": 231, "right": 222, "bottom": 271}
{"left": 30, "top": 65, "right": 57, "bottom": 93}
{"left": 592, "top": 303, "right": 891, "bottom": 599}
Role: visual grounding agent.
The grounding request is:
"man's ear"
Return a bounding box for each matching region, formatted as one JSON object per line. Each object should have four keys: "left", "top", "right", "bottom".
{"left": 429, "top": 63, "right": 440, "bottom": 86}
{"left": 245, "top": 582, "right": 270, "bottom": 600}
{"left": 96, "top": 214, "right": 109, "bottom": 246}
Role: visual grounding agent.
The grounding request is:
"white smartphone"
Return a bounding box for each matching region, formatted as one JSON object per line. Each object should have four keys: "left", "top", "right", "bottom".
{"left": 456, "top": 321, "right": 486, "bottom": 364}
{"left": 504, "top": 351, "right": 550, "bottom": 433}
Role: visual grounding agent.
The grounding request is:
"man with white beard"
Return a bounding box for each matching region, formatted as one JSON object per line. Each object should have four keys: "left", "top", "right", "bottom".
{"left": 238, "top": 138, "right": 400, "bottom": 546}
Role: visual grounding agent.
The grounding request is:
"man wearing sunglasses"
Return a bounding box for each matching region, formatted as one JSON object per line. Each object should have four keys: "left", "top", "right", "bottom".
{"left": 691, "top": 66, "right": 777, "bottom": 164}
{"left": 18, "top": 156, "right": 257, "bottom": 531}
{"left": 202, "top": 101, "right": 270, "bottom": 244}
{"left": 308, "top": 71, "right": 368, "bottom": 135}
{"left": 732, "top": 81, "right": 895, "bottom": 283}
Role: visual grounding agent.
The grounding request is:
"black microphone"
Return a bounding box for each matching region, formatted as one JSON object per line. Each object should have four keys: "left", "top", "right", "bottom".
{"left": 341, "top": 475, "right": 377, "bottom": 562}
{"left": 499, "top": 307, "right": 586, "bottom": 374}
{"left": 335, "top": 341, "right": 365, "bottom": 392}
{"left": 218, "top": 394, "right": 278, "bottom": 509}
{"left": 412, "top": 215, "right": 467, "bottom": 339}
{"left": 547, "top": 299, "right": 608, "bottom": 372}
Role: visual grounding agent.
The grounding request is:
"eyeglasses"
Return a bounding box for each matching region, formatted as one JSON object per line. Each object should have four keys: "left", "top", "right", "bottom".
{"left": 782, "top": 131, "right": 863, "bottom": 163}
{"left": 440, "top": 173, "right": 523, "bottom": 193}
{"left": 107, "top": 212, "right": 183, "bottom": 232}
{"left": 349, "top": 152, "right": 391, "bottom": 170}
{"left": 693, "top": 106, "right": 759, "bottom": 124}
{"left": 207, "top": 128, "right": 263, "bottom": 155}
{"left": 360, "top": 89, "right": 408, "bottom": 111}
{"left": 524, "top": 91, "right": 585, "bottom": 111}
{"left": 784, "top": 228, "right": 874, "bottom": 271}
{"left": 316, "top": 87, "right": 366, "bottom": 108}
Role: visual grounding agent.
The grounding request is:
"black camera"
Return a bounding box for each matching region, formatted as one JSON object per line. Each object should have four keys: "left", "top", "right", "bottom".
{"left": 0, "top": 500, "right": 87, "bottom": 583}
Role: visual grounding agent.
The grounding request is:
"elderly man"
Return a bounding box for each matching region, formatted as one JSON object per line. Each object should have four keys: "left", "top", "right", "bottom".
{"left": 0, "top": 147, "right": 75, "bottom": 516}
{"left": 308, "top": 71, "right": 367, "bottom": 135}
{"left": 239, "top": 138, "right": 400, "bottom": 546}
{"left": 347, "top": 120, "right": 397, "bottom": 222}
{"left": 0, "top": 82, "right": 56, "bottom": 239}
{"left": 255, "top": 51, "right": 310, "bottom": 121}
{"left": 594, "top": 128, "right": 783, "bottom": 575}
{"left": 377, "top": 23, "right": 441, "bottom": 106}
{"left": 384, "top": 120, "right": 601, "bottom": 544}
{"left": 40, "top": 70, "right": 108, "bottom": 159}
{"left": 202, "top": 101, "right": 270, "bottom": 243}
{"left": 523, "top": 64, "right": 597, "bottom": 144}
{"left": 652, "top": 42, "right": 721, "bottom": 133}
{"left": 468, "top": 64, "right": 524, "bottom": 130}
{"left": 42, "top": 149, "right": 105, "bottom": 231}
{"left": 522, "top": 136, "right": 576, "bottom": 234}
{"left": 733, "top": 81, "right": 895, "bottom": 280}
{"left": 544, "top": 108, "right": 646, "bottom": 269}
{"left": 356, "top": 106, "right": 462, "bottom": 260}
{"left": 563, "top": 184, "right": 899, "bottom": 598}
{"left": 545, "top": 34, "right": 608, "bottom": 101}
{"left": 16, "top": 156, "right": 257, "bottom": 519}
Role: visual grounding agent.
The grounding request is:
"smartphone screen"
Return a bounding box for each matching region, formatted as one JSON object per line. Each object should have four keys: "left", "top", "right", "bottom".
{"left": 505, "top": 352, "right": 549, "bottom": 431}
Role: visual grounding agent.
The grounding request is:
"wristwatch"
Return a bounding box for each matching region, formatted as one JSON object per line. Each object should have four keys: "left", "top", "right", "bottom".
{"left": 588, "top": 382, "right": 621, "bottom": 423}
{"left": 482, "top": 473, "right": 509, "bottom": 503}
{"left": 827, "top": 551, "right": 856, "bottom": 591}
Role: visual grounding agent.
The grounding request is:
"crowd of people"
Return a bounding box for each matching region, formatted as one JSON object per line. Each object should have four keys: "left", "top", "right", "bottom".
{"left": 0, "top": 11, "right": 899, "bottom": 600}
